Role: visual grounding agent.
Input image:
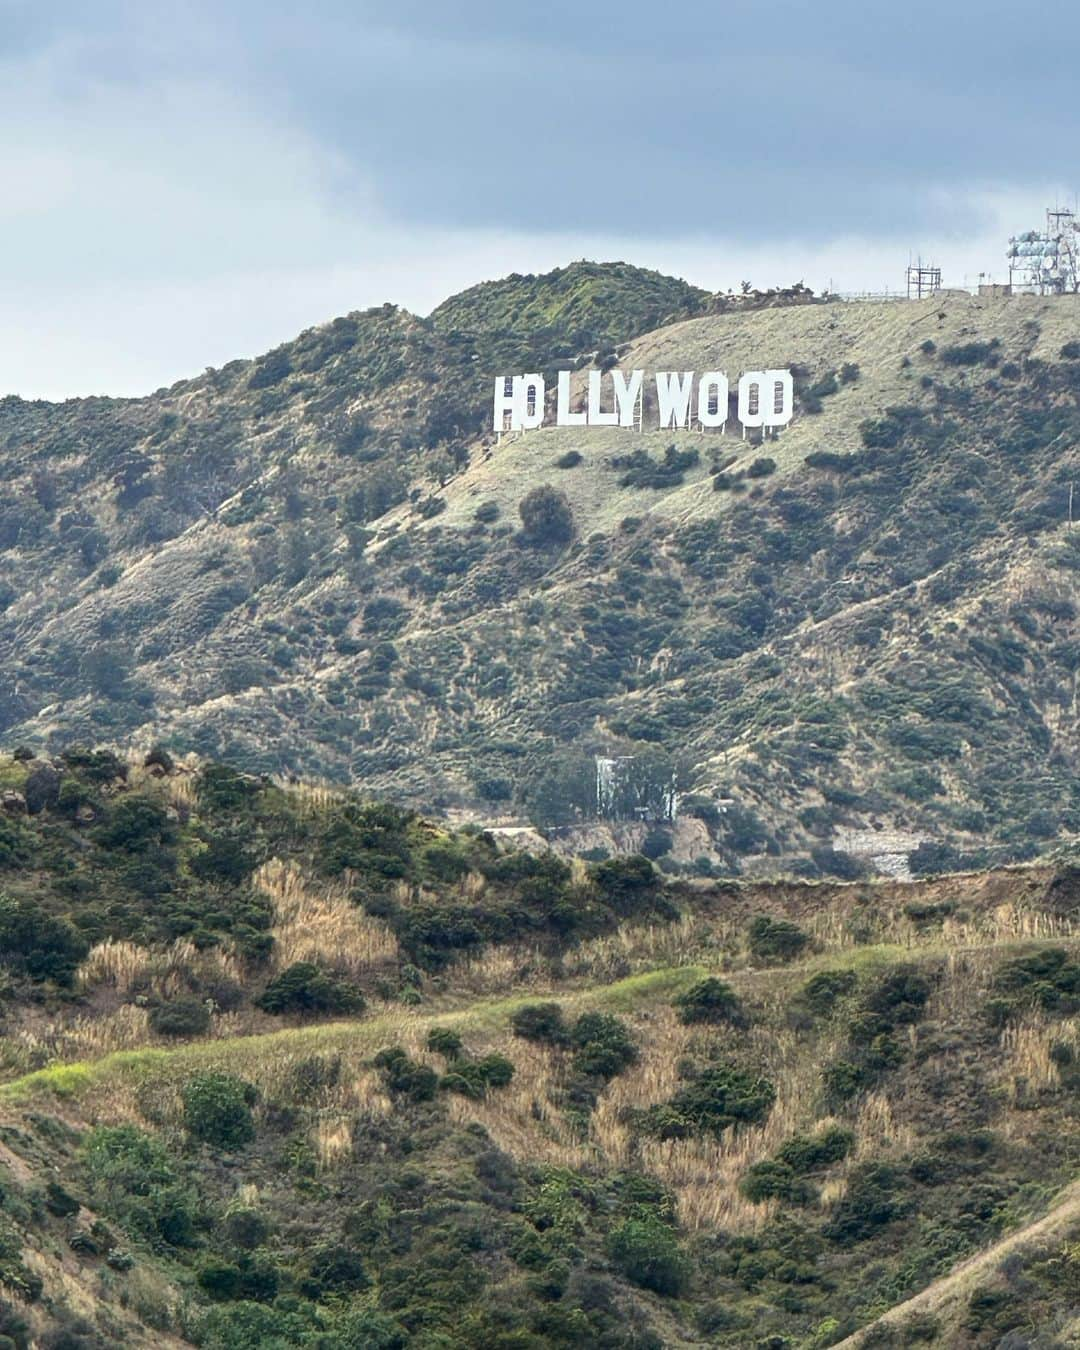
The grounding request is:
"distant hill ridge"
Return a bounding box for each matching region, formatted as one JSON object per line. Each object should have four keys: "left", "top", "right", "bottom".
{"left": 0, "top": 264, "right": 1078, "bottom": 877}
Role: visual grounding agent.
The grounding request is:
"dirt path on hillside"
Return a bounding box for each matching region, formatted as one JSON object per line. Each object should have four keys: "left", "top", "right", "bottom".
{"left": 832, "top": 1181, "right": 1080, "bottom": 1346}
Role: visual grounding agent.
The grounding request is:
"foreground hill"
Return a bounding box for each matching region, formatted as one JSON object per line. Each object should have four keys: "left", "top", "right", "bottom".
{"left": 0, "top": 751, "right": 1078, "bottom": 1346}
{"left": 0, "top": 267, "right": 1078, "bottom": 874}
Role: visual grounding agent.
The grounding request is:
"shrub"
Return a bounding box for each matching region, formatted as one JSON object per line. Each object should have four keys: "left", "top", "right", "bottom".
{"left": 299, "top": 1243, "right": 369, "bottom": 1298}
{"left": 426, "top": 1027, "right": 463, "bottom": 1059}
{"left": 256, "top": 962, "right": 365, "bottom": 1016}
{"left": 740, "top": 1161, "right": 813, "bottom": 1204}
{"left": 823, "top": 1163, "right": 909, "bottom": 1245}
{"left": 1062, "top": 341, "right": 1080, "bottom": 359}
{"left": 555, "top": 450, "right": 583, "bottom": 469}
{"left": 94, "top": 796, "right": 174, "bottom": 853}
{"left": 673, "top": 977, "right": 744, "bottom": 1026}
{"left": 440, "top": 1054, "right": 515, "bottom": 1098}
{"left": 569, "top": 1012, "right": 637, "bottom": 1080}
{"left": 747, "top": 457, "right": 776, "bottom": 479}
{"left": 518, "top": 485, "right": 574, "bottom": 546}
{"left": 775, "top": 1126, "right": 854, "bottom": 1173}
{"left": 989, "top": 947, "right": 1080, "bottom": 1021}
{"left": 0, "top": 893, "right": 89, "bottom": 984}
{"left": 940, "top": 340, "right": 997, "bottom": 367}
{"left": 149, "top": 998, "right": 211, "bottom": 1039}
{"left": 591, "top": 854, "right": 658, "bottom": 911}
{"left": 510, "top": 1002, "right": 568, "bottom": 1046}
{"left": 373, "top": 1047, "right": 439, "bottom": 1101}
{"left": 198, "top": 1259, "right": 242, "bottom": 1301}
{"left": 821, "top": 1058, "right": 868, "bottom": 1105}
{"left": 222, "top": 1209, "right": 268, "bottom": 1251}
{"left": 181, "top": 1073, "right": 257, "bottom": 1150}
{"left": 607, "top": 1217, "right": 687, "bottom": 1296}
{"left": 640, "top": 1064, "right": 775, "bottom": 1139}
{"left": 862, "top": 966, "right": 931, "bottom": 1026}
{"left": 196, "top": 764, "right": 260, "bottom": 812}
{"left": 748, "top": 914, "right": 809, "bottom": 964}
{"left": 83, "top": 1125, "right": 176, "bottom": 1196}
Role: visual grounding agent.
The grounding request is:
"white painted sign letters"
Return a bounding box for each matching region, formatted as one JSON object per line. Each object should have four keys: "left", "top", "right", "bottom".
{"left": 494, "top": 368, "right": 793, "bottom": 435}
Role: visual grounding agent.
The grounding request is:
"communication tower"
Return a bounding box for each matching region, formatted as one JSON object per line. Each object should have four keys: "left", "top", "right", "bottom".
{"left": 1007, "top": 207, "right": 1080, "bottom": 294}
{"left": 906, "top": 261, "right": 942, "bottom": 299}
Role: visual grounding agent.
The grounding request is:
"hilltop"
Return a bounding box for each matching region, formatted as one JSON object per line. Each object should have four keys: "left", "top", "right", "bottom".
{"left": 0, "top": 264, "right": 1078, "bottom": 877}
{"left": 0, "top": 750, "right": 1077, "bottom": 1347}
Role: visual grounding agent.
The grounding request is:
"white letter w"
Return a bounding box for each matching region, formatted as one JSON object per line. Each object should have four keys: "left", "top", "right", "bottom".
{"left": 655, "top": 372, "right": 694, "bottom": 428}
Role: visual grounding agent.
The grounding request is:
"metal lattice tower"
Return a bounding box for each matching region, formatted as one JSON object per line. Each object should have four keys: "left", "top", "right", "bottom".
{"left": 1007, "top": 207, "right": 1080, "bottom": 294}
{"left": 906, "top": 261, "right": 942, "bottom": 299}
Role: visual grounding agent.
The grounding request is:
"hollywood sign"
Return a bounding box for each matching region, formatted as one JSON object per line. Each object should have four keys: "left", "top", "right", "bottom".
{"left": 493, "top": 369, "right": 794, "bottom": 434}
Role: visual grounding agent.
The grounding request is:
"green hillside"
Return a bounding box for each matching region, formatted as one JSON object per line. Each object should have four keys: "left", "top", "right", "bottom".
{"left": 0, "top": 750, "right": 1077, "bottom": 1347}
{"left": 429, "top": 260, "right": 709, "bottom": 373}
{"left": 0, "top": 272, "right": 1078, "bottom": 879}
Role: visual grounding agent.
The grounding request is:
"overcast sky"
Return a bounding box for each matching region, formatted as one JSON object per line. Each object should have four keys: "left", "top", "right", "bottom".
{"left": 2, "top": 0, "right": 1077, "bottom": 399}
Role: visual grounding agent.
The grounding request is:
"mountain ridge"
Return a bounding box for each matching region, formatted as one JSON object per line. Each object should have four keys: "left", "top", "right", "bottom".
{"left": 0, "top": 267, "right": 1078, "bottom": 879}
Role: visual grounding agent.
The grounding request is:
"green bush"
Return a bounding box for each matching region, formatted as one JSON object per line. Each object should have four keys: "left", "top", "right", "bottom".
{"left": 426, "top": 1027, "right": 463, "bottom": 1059}
{"left": 861, "top": 966, "right": 931, "bottom": 1026}
{"left": 149, "top": 998, "right": 211, "bottom": 1039}
{"left": 299, "top": 1243, "right": 370, "bottom": 1298}
{"left": 569, "top": 1013, "right": 637, "bottom": 1080}
{"left": 373, "top": 1047, "right": 439, "bottom": 1101}
{"left": 510, "top": 1003, "right": 567, "bottom": 1046}
{"left": 794, "top": 969, "right": 858, "bottom": 1019}
{"left": 640, "top": 1064, "right": 775, "bottom": 1139}
{"left": 740, "top": 1160, "right": 813, "bottom": 1204}
{"left": 195, "top": 763, "right": 261, "bottom": 811}
{"left": 988, "top": 947, "right": 1080, "bottom": 1022}
{"left": 181, "top": 1073, "right": 257, "bottom": 1150}
{"left": 673, "top": 977, "right": 744, "bottom": 1026}
{"left": 607, "top": 1216, "right": 688, "bottom": 1296}
{"left": 748, "top": 914, "right": 809, "bottom": 964}
{"left": 440, "top": 1054, "right": 515, "bottom": 1098}
{"left": 0, "top": 892, "right": 89, "bottom": 984}
{"left": 776, "top": 1126, "right": 854, "bottom": 1173}
{"left": 518, "top": 485, "right": 574, "bottom": 546}
{"left": 256, "top": 962, "right": 365, "bottom": 1016}
{"left": 823, "top": 1162, "right": 909, "bottom": 1245}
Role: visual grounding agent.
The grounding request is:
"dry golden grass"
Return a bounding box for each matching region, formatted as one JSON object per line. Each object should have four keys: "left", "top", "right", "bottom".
{"left": 804, "top": 899, "right": 1075, "bottom": 960}
{"left": 77, "top": 938, "right": 243, "bottom": 1001}
{"left": 852, "top": 1092, "right": 916, "bottom": 1161}
{"left": 313, "top": 1115, "right": 354, "bottom": 1170}
{"left": 444, "top": 1036, "right": 592, "bottom": 1171}
{"left": 452, "top": 946, "right": 548, "bottom": 996}
{"left": 442, "top": 1004, "right": 835, "bottom": 1235}
{"left": 255, "top": 857, "right": 398, "bottom": 976}
{"left": 561, "top": 915, "right": 723, "bottom": 983}
{"left": 460, "top": 870, "right": 488, "bottom": 901}
{"left": 78, "top": 940, "right": 154, "bottom": 995}
{"left": 57, "top": 1005, "right": 153, "bottom": 1059}
{"left": 998, "top": 1016, "right": 1079, "bottom": 1104}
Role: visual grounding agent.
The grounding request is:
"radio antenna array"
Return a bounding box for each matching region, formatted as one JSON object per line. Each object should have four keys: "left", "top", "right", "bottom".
{"left": 1007, "top": 206, "right": 1080, "bottom": 294}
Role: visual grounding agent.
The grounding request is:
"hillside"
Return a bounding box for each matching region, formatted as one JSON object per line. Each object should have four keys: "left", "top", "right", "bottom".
{"left": 0, "top": 751, "right": 1077, "bottom": 1347}
{"left": 0, "top": 267, "right": 1079, "bottom": 877}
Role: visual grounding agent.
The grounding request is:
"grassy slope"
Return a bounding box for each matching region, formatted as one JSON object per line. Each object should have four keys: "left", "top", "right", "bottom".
{"left": 2, "top": 864, "right": 1078, "bottom": 1346}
